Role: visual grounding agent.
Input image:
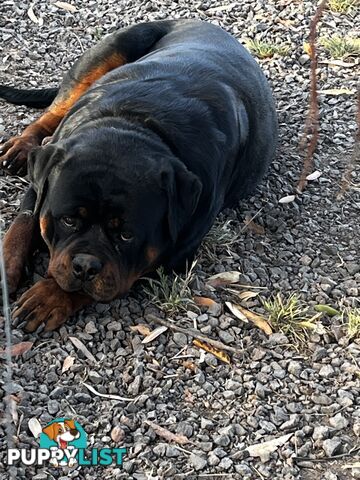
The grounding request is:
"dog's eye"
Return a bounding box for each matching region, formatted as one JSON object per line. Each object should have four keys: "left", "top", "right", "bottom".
{"left": 120, "top": 232, "right": 134, "bottom": 243}
{"left": 61, "top": 216, "right": 79, "bottom": 229}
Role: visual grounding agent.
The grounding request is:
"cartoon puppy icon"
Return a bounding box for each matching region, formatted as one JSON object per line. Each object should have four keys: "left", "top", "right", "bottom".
{"left": 42, "top": 419, "right": 80, "bottom": 467}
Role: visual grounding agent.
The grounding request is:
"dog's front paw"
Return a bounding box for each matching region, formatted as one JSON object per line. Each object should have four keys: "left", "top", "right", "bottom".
{"left": 0, "top": 135, "right": 37, "bottom": 175}
{"left": 13, "top": 279, "right": 74, "bottom": 332}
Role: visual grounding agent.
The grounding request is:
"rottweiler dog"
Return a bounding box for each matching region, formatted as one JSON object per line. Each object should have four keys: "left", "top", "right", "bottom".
{"left": 0, "top": 20, "right": 277, "bottom": 332}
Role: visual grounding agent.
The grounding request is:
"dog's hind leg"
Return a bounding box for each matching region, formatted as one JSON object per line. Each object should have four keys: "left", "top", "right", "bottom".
{"left": 2, "top": 187, "right": 38, "bottom": 294}
{"left": 0, "top": 21, "right": 174, "bottom": 176}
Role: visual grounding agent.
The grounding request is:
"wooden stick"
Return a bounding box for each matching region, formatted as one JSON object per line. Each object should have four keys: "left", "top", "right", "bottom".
{"left": 297, "top": 0, "right": 328, "bottom": 192}
{"left": 146, "top": 314, "right": 244, "bottom": 356}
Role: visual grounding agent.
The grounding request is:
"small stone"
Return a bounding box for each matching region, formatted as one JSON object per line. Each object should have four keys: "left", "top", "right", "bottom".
{"left": 208, "top": 453, "right": 220, "bottom": 466}
{"left": 173, "top": 332, "right": 188, "bottom": 346}
{"left": 313, "top": 426, "right": 330, "bottom": 441}
{"left": 300, "top": 254, "right": 312, "bottom": 265}
{"left": 201, "top": 417, "right": 214, "bottom": 430}
{"left": 85, "top": 320, "right": 98, "bottom": 334}
{"left": 48, "top": 400, "right": 60, "bottom": 415}
{"left": 189, "top": 453, "right": 207, "bottom": 470}
{"left": 329, "top": 413, "right": 348, "bottom": 431}
{"left": 218, "top": 457, "right": 233, "bottom": 470}
{"left": 88, "top": 370, "right": 102, "bottom": 384}
{"left": 235, "top": 464, "right": 252, "bottom": 475}
{"left": 107, "top": 321, "right": 122, "bottom": 331}
{"left": 312, "top": 393, "right": 332, "bottom": 405}
{"left": 214, "top": 434, "right": 231, "bottom": 447}
{"left": 218, "top": 330, "right": 235, "bottom": 344}
{"left": 323, "top": 437, "right": 342, "bottom": 457}
{"left": 252, "top": 348, "right": 266, "bottom": 361}
{"left": 353, "top": 422, "right": 360, "bottom": 437}
{"left": 312, "top": 347, "right": 327, "bottom": 362}
{"left": 288, "top": 361, "right": 302, "bottom": 377}
{"left": 153, "top": 443, "right": 167, "bottom": 456}
{"left": 280, "top": 414, "right": 299, "bottom": 431}
{"left": 324, "top": 472, "right": 338, "bottom": 480}
{"left": 74, "top": 393, "right": 92, "bottom": 404}
{"left": 319, "top": 365, "right": 335, "bottom": 378}
{"left": 268, "top": 332, "right": 288, "bottom": 345}
{"left": 111, "top": 426, "right": 125, "bottom": 443}
{"left": 166, "top": 446, "right": 180, "bottom": 457}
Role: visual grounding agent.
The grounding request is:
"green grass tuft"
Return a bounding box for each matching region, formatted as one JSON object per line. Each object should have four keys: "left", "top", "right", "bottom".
{"left": 328, "top": 0, "right": 357, "bottom": 13}
{"left": 346, "top": 308, "right": 360, "bottom": 338}
{"left": 320, "top": 36, "right": 360, "bottom": 59}
{"left": 143, "top": 262, "right": 197, "bottom": 315}
{"left": 246, "top": 40, "right": 290, "bottom": 59}
{"left": 263, "top": 293, "right": 322, "bottom": 344}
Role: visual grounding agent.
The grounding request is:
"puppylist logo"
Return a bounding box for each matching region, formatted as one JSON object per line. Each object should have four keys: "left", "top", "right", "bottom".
{"left": 7, "top": 418, "right": 126, "bottom": 468}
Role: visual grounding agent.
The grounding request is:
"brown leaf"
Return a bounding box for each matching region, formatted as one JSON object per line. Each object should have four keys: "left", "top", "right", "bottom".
{"left": 7, "top": 395, "right": 18, "bottom": 425}
{"left": 184, "top": 388, "right": 195, "bottom": 403}
{"left": 142, "top": 325, "right": 168, "bottom": 344}
{"left": 303, "top": 42, "right": 312, "bottom": 55}
{"left": 231, "top": 305, "right": 273, "bottom": 335}
{"left": 237, "top": 291, "right": 260, "bottom": 301}
{"left": 0, "top": 341, "right": 33, "bottom": 357}
{"left": 130, "top": 324, "right": 152, "bottom": 336}
{"left": 53, "top": 1, "right": 77, "bottom": 12}
{"left": 182, "top": 360, "right": 198, "bottom": 372}
{"left": 244, "top": 216, "right": 265, "bottom": 235}
{"left": 69, "top": 336, "right": 96, "bottom": 363}
{"left": 225, "top": 302, "right": 249, "bottom": 323}
{"left": 193, "top": 339, "right": 231, "bottom": 364}
{"left": 194, "top": 296, "right": 217, "bottom": 307}
{"left": 144, "top": 420, "right": 190, "bottom": 445}
{"left": 61, "top": 355, "right": 75, "bottom": 373}
{"left": 206, "top": 271, "right": 240, "bottom": 288}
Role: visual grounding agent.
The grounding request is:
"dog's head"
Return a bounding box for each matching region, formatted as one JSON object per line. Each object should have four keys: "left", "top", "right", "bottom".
{"left": 29, "top": 127, "right": 202, "bottom": 301}
{"left": 42, "top": 419, "right": 80, "bottom": 445}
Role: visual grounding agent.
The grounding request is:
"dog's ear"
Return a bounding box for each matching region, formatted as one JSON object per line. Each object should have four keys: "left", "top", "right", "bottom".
{"left": 161, "top": 160, "right": 202, "bottom": 243}
{"left": 28, "top": 144, "right": 65, "bottom": 215}
{"left": 42, "top": 422, "right": 57, "bottom": 441}
{"left": 65, "top": 419, "right": 76, "bottom": 430}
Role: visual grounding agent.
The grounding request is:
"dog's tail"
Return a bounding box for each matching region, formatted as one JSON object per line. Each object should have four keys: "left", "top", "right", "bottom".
{"left": 0, "top": 85, "right": 58, "bottom": 108}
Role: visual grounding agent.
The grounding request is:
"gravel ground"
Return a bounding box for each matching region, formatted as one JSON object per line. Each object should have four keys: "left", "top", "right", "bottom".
{"left": 0, "top": 1, "right": 359, "bottom": 479}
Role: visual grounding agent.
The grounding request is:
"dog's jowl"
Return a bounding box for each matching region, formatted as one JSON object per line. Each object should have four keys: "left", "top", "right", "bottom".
{"left": 0, "top": 20, "right": 277, "bottom": 331}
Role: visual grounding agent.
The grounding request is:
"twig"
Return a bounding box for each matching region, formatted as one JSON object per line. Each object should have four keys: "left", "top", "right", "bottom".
{"left": 293, "top": 445, "right": 360, "bottom": 463}
{"left": 337, "top": 86, "right": 360, "bottom": 198}
{"left": 82, "top": 382, "right": 136, "bottom": 403}
{"left": 146, "top": 314, "right": 244, "bottom": 356}
{"left": 297, "top": 0, "right": 328, "bottom": 193}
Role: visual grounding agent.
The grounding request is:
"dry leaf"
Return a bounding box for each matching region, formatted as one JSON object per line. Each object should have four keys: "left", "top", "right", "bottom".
{"left": 83, "top": 382, "right": 135, "bottom": 402}
{"left": 237, "top": 291, "right": 260, "bottom": 301}
{"left": 69, "top": 336, "right": 96, "bottom": 363}
{"left": 206, "top": 271, "right": 240, "bottom": 288}
{"left": 231, "top": 305, "right": 272, "bottom": 335}
{"left": 182, "top": 360, "right": 198, "bottom": 372}
{"left": 318, "top": 88, "right": 356, "bottom": 96}
{"left": 144, "top": 420, "right": 189, "bottom": 445}
{"left": 54, "top": 1, "right": 77, "bottom": 12}
{"left": 319, "top": 59, "right": 359, "bottom": 68}
{"left": 111, "top": 426, "right": 125, "bottom": 443}
{"left": 193, "top": 339, "right": 231, "bottom": 364}
{"left": 0, "top": 341, "right": 33, "bottom": 357}
{"left": 247, "top": 433, "right": 293, "bottom": 462}
{"left": 306, "top": 170, "right": 322, "bottom": 181}
{"left": 207, "top": 2, "right": 237, "bottom": 13}
{"left": 27, "top": 4, "right": 39, "bottom": 24}
{"left": 225, "top": 302, "right": 249, "bottom": 323}
{"left": 244, "top": 216, "right": 265, "bottom": 235}
{"left": 142, "top": 325, "right": 168, "bottom": 344}
{"left": 61, "top": 355, "right": 75, "bottom": 373}
{"left": 194, "top": 296, "right": 217, "bottom": 307}
{"left": 28, "top": 417, "right": 42, "bottom": 438}
{"left": 279, "top": 195, "right": 296, "bottom": 204}
{"left": 130, "top": 324, "right": 152, "bottom": 336}
{"left": 7, "top": 395, "right": 18, "bottom": 425}
{"left": 342, "top": 463, "right": 360, "bottom": 469}
{"left": 184, "top": 388, "right": 195, "bottom": 403}
{"left": 303, "top": 42, "right": 312, "bottom": 55}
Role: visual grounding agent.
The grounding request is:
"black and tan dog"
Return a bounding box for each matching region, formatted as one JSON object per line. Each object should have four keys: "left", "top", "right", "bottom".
{"left": 0, "top": 20, "right": 277, "bottom": 332}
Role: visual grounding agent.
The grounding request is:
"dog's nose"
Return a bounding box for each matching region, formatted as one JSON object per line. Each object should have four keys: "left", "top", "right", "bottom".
{"left": 72, "top": 254, "right": 103, "bottom": 281}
